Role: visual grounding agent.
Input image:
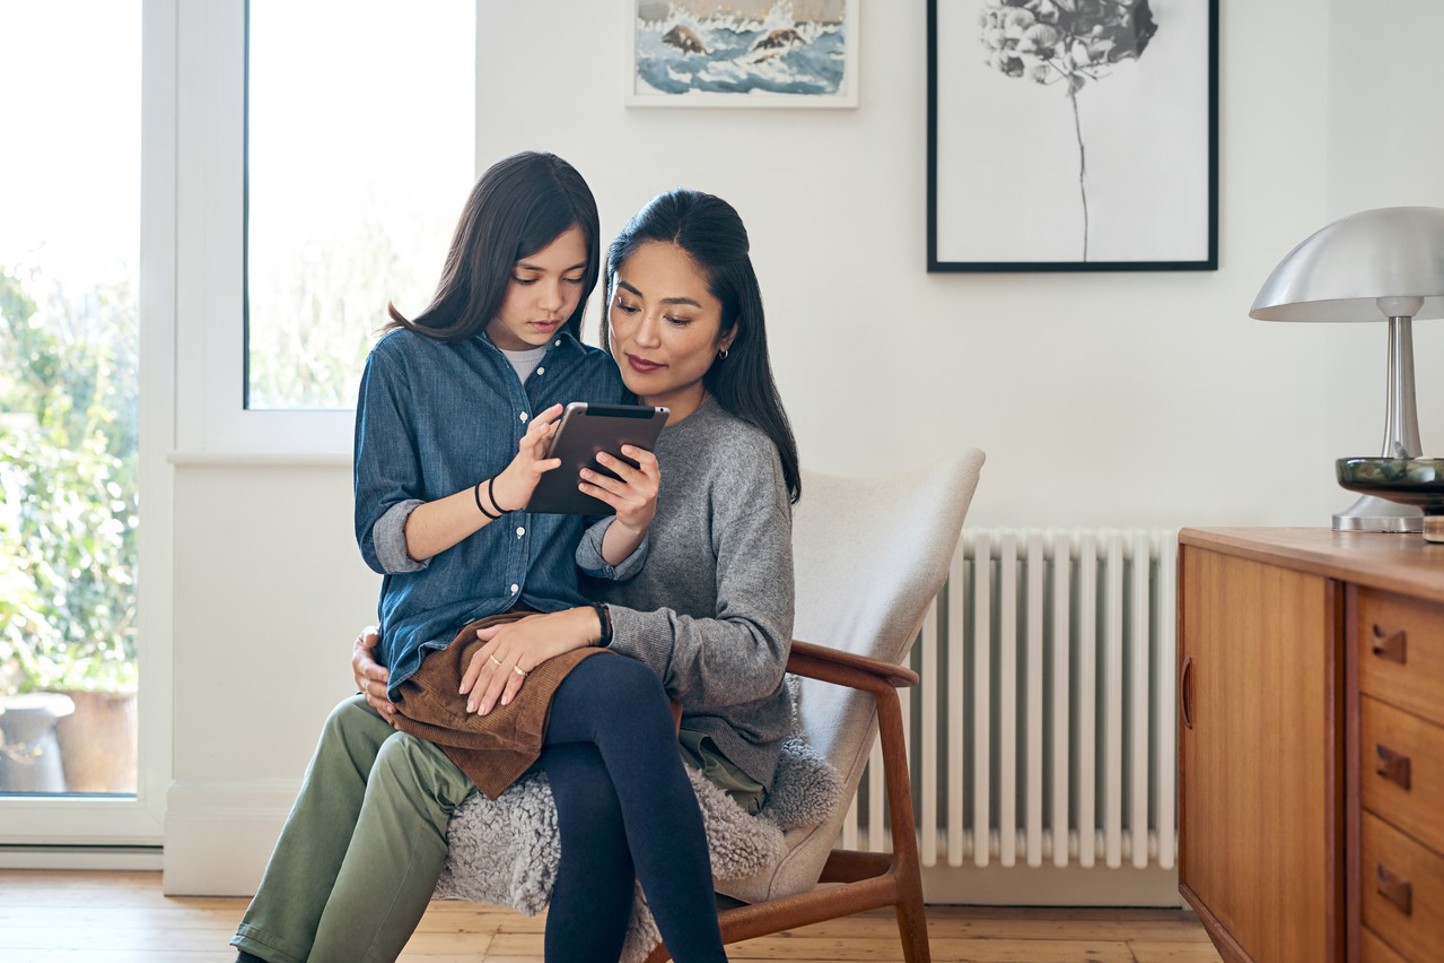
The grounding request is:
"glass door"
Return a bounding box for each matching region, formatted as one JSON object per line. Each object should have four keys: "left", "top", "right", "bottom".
{"left": 0, "top": 2, "right": 143, "bottom": 821}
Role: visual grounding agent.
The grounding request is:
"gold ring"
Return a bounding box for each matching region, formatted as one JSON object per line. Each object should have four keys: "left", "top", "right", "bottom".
{"left": 513, "top": 665, "right": 527, "bottom": 677}
{"left": 488, "top": 655, "right": 502, "bottom": 668}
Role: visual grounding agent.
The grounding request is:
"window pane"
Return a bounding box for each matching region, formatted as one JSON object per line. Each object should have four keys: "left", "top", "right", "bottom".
{"left": 246, "top": 1, "right": 476, "bottom": 409}
{"left": 0, "top": 1, "right": 141, "bottom": 796}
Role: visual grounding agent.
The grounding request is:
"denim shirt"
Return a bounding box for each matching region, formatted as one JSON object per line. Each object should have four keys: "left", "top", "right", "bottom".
{"left": 353, "top": 327, "right": 627, "bottom": 699}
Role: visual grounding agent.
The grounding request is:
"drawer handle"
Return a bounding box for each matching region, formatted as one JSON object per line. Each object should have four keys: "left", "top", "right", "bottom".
{"left": 1371, "top": 625, "right": 1407, "bottom": 664}
{"left": 1377, "top": 864, "right": 1413, "bottom": 916}
{"left": 1376, "top": 745, "right": 1412, "bottom": 790}
{"left": 1179, "top": 656, "right": 1194, "bottom": 730}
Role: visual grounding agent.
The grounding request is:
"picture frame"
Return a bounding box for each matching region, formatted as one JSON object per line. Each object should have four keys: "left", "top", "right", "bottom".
{"left": 927, "top": 0, "right": 1219, "bottom": 272}
{"left": 626, "top": 0, "right": 860, "bottom": 108}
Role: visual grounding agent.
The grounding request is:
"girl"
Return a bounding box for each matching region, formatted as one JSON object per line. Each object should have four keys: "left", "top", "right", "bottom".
{"left": 232, "top": 157, "right": 727, "bottom": 963}
{"left": 355, "top": 188, "right": 802, "bottom": 961}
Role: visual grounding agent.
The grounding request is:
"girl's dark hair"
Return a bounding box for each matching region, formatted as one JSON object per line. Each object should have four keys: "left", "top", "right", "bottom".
{"left": 387, "top": 151, "right": 600, "bottom": 342}
{"left": 602, "top": 189, "right": 801, "bottom": 503}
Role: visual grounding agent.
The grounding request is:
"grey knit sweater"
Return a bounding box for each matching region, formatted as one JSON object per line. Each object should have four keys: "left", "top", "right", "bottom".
{"left": 578, "top": 396, "right": 795, "bottom": 789}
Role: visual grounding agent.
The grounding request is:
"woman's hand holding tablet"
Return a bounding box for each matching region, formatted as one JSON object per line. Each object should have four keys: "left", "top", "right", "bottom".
{"left": 524, "top": 403, "right": 669, "bottom": 515}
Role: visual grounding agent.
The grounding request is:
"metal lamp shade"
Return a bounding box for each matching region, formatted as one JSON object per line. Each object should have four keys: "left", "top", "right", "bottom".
{"left": 1249, "top": 205, "right": 1444, "bottom": 533}
{"left": 1250, "top": 206, "right": 1444, "bottom": 322}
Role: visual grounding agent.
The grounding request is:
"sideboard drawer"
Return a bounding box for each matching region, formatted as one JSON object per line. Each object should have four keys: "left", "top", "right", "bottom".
{"left": 1361, "top": 811, "right": 1444, "bottom": 961}
{"left": 1362, "top": 927, "right": 1410, "bottom": 963}
{"left": 1357, "top": 588, "right": 1444, "bottom": 727}
{"left": 1361, "top": 696, "right": 1444, "bottom": 856}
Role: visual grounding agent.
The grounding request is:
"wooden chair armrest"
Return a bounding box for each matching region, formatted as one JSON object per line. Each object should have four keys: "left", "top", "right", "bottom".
{"left": 786, "top": 639, "right": 918, "bottom": 689}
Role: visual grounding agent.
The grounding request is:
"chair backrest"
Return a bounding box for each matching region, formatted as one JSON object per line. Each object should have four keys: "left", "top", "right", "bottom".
{"left": 793, "top": 448, "right": 984, "bottom": 758}
{"left": 752, "top": 448, "right": 984, "bottom": 900}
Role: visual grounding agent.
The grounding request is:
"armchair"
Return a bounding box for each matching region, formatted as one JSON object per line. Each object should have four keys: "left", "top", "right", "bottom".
{"left": 645, "top": 447, "right": 986, "bottom": 962}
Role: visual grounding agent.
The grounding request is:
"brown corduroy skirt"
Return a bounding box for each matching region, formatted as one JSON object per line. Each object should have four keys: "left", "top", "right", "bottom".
{"left": 390, "top": 611, "right": 609, "bottom": 799}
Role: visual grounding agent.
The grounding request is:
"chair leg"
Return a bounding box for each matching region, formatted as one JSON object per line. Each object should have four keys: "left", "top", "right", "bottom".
{"left": 894, "top": 878, "right": 932, "bottom": 963}
{"left": 875, "top": 685, "right": 932, "bottom": 963}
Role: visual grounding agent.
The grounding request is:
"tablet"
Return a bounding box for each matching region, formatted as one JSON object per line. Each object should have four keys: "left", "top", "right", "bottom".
{"left": 524, "top": 402, "right": 669, "bottom": 515}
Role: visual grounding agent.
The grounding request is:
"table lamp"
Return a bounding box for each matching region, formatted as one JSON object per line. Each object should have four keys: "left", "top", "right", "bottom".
{"left": 1250, "top": 206, "right": 1444, "bottom": 532}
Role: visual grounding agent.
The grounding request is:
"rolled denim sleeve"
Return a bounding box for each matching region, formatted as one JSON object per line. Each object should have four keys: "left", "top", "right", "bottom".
{"left": 372, "top": 498, "right": 427, "bottom": 573}
{"left": 354, "top": 344, "right": 428, "bottom": 575}
{"left": 575, "top": 516, "right": 650, "bottom": 581}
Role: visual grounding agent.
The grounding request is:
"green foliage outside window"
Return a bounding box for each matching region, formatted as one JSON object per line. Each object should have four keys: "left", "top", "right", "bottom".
{"left": 0, "top": 267, "right": 139, "bottom": 694}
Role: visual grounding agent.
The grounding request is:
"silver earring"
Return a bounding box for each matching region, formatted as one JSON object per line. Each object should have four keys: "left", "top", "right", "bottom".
{"left": 718, "top": 348, "right": 729, "bottom": 360}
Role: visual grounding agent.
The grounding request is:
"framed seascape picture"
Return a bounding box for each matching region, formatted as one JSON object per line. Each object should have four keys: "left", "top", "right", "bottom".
{"left": 928, "top": 0, "right": 1219, "bottom": 272}
{"left": 626, "top": 0, "right": 860, "bottom": 108}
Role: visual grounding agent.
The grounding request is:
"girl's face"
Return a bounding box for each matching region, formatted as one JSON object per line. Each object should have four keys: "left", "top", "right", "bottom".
{"left": 608, "top": 241, "right": 734, "bottom": 422}
{"left": 487, "top": 225, "right": 589, "bottom": 351}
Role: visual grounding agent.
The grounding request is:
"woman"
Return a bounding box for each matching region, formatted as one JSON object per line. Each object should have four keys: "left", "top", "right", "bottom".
{"left": 232, "top": 161, "right": 731, "bottom": 963}
{"left": 359, "top": 188, "right": 802, "bottom": 959}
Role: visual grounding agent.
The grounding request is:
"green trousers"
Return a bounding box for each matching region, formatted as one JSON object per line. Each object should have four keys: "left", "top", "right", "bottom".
{"left": 231, "top": 696, "right": 477, "bottom": 963}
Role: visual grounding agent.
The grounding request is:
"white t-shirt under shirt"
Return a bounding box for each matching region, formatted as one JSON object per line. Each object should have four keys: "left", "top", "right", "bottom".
{"left": 500, "top": 344, "right": 547, "bottom": 384}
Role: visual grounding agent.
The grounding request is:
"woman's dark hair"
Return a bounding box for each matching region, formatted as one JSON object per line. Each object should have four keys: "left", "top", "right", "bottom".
{"left": 387, "top": 151, "right": 600, "bottom": 342}
{"left": 602, "top": 189, "right": 801, "bottom": 503}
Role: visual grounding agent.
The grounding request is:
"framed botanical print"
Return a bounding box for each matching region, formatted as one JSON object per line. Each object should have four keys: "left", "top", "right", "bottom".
{"left": 928, "top": 0, "right": 1219, "bottom": 271}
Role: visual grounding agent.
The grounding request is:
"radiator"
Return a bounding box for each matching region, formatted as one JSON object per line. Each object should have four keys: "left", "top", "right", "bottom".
{"left": 845, "top": 528, "right": 1179, "bottom": 872}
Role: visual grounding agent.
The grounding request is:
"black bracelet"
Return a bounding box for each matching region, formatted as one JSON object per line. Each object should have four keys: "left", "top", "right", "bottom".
{"left": 475, "top": 480, "right": 501, "bottom": 519}
{"left": 592, "top": 602, "right": 613, "bottom": 647}
{"left": 487, "top": 475, "right": 516, "bottom": 515}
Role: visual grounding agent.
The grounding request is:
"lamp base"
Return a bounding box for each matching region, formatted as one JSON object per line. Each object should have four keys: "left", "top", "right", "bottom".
{"left": 1332, "top": 493, "right": 1423, "bottom": 533}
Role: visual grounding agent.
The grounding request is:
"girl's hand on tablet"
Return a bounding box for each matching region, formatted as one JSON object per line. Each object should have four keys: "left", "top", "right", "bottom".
{"left": 491, "top": 403, "right": 564, "bottom": 511}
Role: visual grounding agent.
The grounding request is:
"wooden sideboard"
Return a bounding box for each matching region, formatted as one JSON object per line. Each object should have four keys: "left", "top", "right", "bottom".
{"left": 1178, "top": 528, "right": 1444, "bottom": 963}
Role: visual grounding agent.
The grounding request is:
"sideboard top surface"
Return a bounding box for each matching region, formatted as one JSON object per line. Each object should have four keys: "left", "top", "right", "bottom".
{"left": 1180, "top": 527, "right": 1444, "bottom": 604}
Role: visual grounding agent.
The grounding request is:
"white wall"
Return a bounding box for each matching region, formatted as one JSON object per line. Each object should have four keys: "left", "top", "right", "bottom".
{"left": 162, "top": 0, "right": 1444, "bottom": 896}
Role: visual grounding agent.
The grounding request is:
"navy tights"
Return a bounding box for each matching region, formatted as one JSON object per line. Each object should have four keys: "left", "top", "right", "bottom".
{"left": 538, "top": 654, "right": 726, "bottom": 963}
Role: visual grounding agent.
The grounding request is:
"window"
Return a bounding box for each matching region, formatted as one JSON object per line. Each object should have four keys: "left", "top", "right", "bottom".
{"left": 245, "top": 1, "right": 476, "bottom": 411}
{"left": 0, "top": 2, "right": 141, "bottom": 799}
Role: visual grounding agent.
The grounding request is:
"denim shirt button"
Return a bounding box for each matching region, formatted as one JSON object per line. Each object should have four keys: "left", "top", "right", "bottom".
{"left": 536, "top": 367, "right": 545, "bottom": 376}
{"left": 519, "top": 412, "right": 528, "bottom": 422}
{"left": 510, "top": 583, "right": 519, "bottom": 594}
{"left": 516, "top": 526, "right": 525, "bottom": 538}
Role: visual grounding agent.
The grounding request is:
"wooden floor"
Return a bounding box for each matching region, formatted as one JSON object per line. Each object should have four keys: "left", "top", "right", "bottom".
{"left": 0, "top": 871, "right": 1223, "bottom": 963}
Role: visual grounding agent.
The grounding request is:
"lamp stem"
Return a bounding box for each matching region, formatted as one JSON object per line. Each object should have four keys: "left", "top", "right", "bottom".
{"left": 1333, "top": 314, "right": 1425, "bottom": 532}
{"left": 1381, "top": 315, "right": 1422, "bottom": 459}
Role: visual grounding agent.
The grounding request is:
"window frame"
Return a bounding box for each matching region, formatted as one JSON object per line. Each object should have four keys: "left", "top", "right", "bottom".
{"left": 176, "top": 0, "right": 479, "bottom": 456}
{"left": 174, "top": 0, "right": 355, "bottom": 457}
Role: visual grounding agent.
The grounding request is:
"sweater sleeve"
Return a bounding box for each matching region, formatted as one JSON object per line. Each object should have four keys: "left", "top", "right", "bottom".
{"left": 354, "top": 343, "right": 428, "bottom": 575}
{"left": 605, "top": 448, "right": 794, "bottom": 710}
{"left": 575, "top": 516, "right": 650, "bottom": 580}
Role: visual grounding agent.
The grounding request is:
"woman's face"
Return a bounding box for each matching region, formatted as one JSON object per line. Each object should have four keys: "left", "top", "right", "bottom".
{"left": 608, "top": 241, "right": 734, "bottom": 421}
{"left": 486, "top": 225, "right": 589, "bottom": 351}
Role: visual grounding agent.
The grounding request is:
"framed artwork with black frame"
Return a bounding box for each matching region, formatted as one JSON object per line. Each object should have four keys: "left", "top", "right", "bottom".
{"left": 927, "top": 0, "right": 1219, "bottom": 273}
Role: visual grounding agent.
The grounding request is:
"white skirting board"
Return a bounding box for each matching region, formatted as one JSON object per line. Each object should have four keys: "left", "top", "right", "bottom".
{"left": 921, "top": 862, "right": 1180, "bottom": 907}
{"left": 162, "top": 780, "right": 295, "bottom": 896}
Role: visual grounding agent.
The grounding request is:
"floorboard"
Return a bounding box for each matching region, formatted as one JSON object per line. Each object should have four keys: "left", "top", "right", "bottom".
{"left": 0, "top": 870, "right": 1223, "bottom": 963}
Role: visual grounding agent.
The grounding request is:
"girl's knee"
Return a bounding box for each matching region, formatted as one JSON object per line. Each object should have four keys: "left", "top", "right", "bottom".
{"left": 582, "top": 654, "right": 666, "bottom": 705}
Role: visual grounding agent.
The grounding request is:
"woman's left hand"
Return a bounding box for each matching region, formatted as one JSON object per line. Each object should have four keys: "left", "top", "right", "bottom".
{"left": 353, "top": 626, "right": 398, "bottom": 722}
{"left": 459, "top": 607, "right": 602, "bottom": 715}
